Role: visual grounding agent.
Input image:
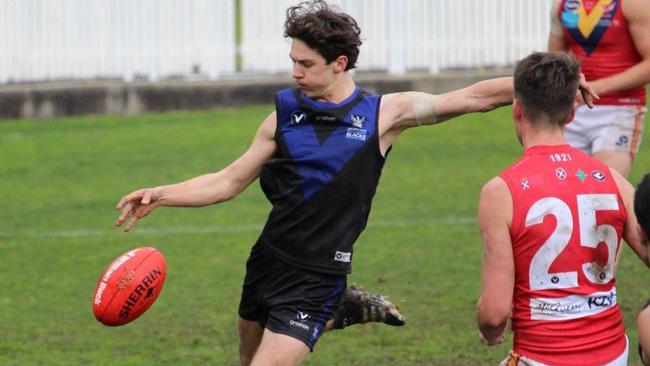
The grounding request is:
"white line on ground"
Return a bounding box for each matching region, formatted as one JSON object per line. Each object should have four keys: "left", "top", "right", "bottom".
{"left": 3, "top": 216, "right": 476, "bottom": 238}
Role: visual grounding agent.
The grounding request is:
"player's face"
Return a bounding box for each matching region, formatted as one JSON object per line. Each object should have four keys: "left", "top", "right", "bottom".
{"left": 290, "top": 39, "right": 336, "bottom": 98}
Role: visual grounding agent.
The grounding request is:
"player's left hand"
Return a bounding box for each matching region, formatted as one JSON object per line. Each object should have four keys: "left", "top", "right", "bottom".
{"left": 115, "top": 188, "right": 161, "bottom": 232}
{"left": 478, "top": 329, "right": 504, "bottom": 346}
{"left": 577, "top": 73, "right": 599, "bottom": 108}
{"left": 478, "top": 318, "right": 510, "bottom": 346}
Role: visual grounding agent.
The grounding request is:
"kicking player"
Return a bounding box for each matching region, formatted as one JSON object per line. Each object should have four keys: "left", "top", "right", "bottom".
{"left": 116, "top": 3, "right": 593, "bottom": 366}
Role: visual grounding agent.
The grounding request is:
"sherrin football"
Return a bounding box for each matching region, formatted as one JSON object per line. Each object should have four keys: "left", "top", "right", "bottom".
{"left": 93, "top": 247, "right": 166, "bottom": 326}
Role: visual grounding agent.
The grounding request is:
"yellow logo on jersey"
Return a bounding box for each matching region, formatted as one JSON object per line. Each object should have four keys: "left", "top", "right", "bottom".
{"left": 576, "top": 0, "right": 614, "bottom": 38}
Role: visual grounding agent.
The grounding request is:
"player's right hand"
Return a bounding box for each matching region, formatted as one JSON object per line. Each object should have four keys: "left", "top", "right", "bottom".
{"left": 115, "top": 188, "right": 161, "bottom": 232}
{"left": 577, "top": 73, "right": 599, "bottom": 108}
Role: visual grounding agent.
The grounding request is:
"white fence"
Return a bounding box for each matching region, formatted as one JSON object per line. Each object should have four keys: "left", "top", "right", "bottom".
{"left": 241, "top": 0, "right": 553, "bottom": 75}
{"left": 0, "top": 0, "right": 235, "bottom": 83}
{"left": 0, "top": 0, "right": 553, "bottom": 84}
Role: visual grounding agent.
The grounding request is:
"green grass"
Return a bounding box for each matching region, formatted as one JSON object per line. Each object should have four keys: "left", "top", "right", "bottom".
{"left": 0, "top": 103, "right": 648, "bottom": 365}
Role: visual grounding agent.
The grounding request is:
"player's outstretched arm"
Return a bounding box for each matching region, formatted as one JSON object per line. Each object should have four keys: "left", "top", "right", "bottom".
{"left": 380, "top": 77, "right": 514, "bottom": 136}
{"left": 476, "top": 176, "right": 514, "bottom": 346}
{"left": 379, "top": 70, "right": 595, "bottom": 147}
{"left": 419, "top": 77, "right": 515, "bottom": 126}
{"left": 115, "top": 112, "right": 278, "bottom": 232}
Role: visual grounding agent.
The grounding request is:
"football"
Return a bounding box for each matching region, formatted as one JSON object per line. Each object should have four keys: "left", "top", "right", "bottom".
{"left": 92, "top": 247, "right": 166, "bottom": 326}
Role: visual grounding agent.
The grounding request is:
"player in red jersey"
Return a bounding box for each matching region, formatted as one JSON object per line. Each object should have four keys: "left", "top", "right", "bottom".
{"left": 548, "top": 0, "right": 650, "bottom": 178}
{"left": 476, "top": 52, "right": 649, "bottom": 365}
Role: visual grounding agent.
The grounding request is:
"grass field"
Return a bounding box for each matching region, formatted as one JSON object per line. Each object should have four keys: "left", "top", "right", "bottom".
{"left": 1, "top": 102, "right": 649, "bottom": 366}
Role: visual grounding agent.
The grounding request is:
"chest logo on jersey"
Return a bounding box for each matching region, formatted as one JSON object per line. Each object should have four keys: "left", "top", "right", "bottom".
{"left": 351, "top": 114, "right": 365, "bottom": 128}
{"left": 562, "top": 0, "right": 618, "bottom": 56}
{"left": 345, "top": 114, "right": 367, "bottom": 141}
{"left": 555, "top": 168, "right": 568, "bottom": 181}
{"left": 291, "top": 111, "right": 307, "bottom": 125}
{"left": 315, "top": 114, "right": 337, "bottom": 123}
{"left": 345, "top": 128, "right": 367, "bottom": 141}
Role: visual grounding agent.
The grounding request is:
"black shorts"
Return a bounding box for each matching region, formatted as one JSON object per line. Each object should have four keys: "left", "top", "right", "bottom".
{"left": 238, "top": 241, "right": 346, "bottom": 351}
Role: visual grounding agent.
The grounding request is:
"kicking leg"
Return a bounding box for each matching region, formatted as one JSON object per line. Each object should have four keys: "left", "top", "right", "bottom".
{"left": 325, "top": 283, "right": 405, "bottom": 331}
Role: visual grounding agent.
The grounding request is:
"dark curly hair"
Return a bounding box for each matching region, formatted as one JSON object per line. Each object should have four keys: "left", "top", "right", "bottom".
{"left": 635, "top": 173, "right": 650, "bottom": 239}
{"left": 284, "top": 0, "right": 362, "bottom": 71}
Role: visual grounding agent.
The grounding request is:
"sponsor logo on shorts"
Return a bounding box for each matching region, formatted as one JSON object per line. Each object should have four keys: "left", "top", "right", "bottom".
{"left": 616, "top": 135, "right": 629, "bottom": 147}
{"left": 334, "top": 251, "right": 351, "bottom": 263}
{"left": 592, "top": 170, "right": 606, "bottom": 182}
{"left": 289, "top": 320, "right": 310, "bottom": 331}
{"left": 290, "top": 310, "right": 310, "bottom": 331}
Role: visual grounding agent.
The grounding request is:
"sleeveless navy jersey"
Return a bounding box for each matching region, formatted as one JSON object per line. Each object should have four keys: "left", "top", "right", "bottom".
{"left": 258, "top": 87, "right": 386, "bottom": 274}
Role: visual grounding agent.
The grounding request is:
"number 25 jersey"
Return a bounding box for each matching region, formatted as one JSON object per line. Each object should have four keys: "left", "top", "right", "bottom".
{"left": 500, "top": 144, "right": 627, "bottom": 366}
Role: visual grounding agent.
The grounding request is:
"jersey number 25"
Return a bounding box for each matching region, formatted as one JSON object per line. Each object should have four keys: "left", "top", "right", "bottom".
{"left": 526, "top": 194, "right": 619, "bottom": 291}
